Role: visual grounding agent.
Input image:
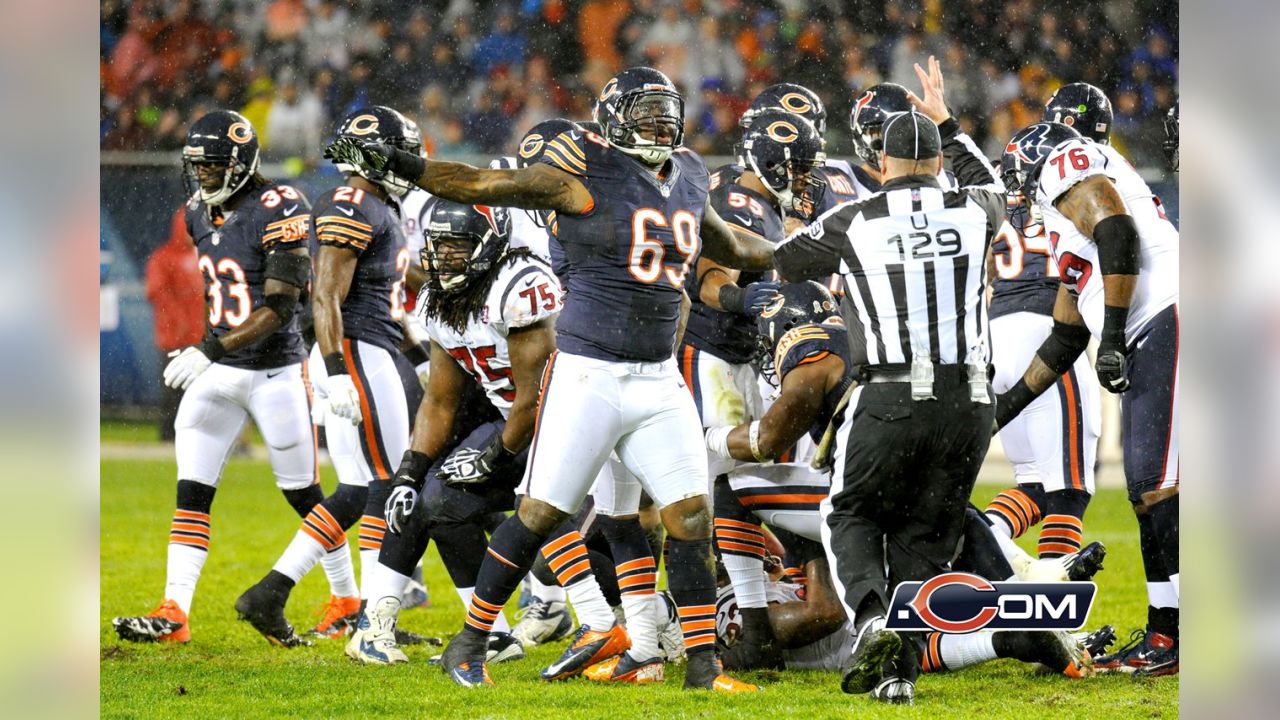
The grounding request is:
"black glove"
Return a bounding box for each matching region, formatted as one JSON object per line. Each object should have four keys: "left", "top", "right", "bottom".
{"left": 994, "top": 379, "right": 1037, "bottom": 431}
{"left": 1096, "top": 306, "right": 1131, "bottom": 393}
{"left": 385, "top": 450, "right": 433, "bottom": 535}
{"left": 719, "top": 281, "right": 781, "bottom": 316}
{"left": 438, "top": 434, "right": 518, "bottom": 486}
{"left": 324, "top": 137, "right": 425, "bottom": 182}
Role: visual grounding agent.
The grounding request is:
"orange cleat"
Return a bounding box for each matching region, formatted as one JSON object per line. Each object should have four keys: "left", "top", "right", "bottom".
{"left": 308, "top": 595, "right": 361, "bottom": 640}
{"left": 112, "top": 599, "right": 190, "bottom": 644}
{"left": 584, "top": 653, "right": 665, "bottom": 684}
{"left": 541, "top": 623, "right": 631, "bottom": 681}
{"left": 710, "top": 673, "right": 760, "bottom": 693}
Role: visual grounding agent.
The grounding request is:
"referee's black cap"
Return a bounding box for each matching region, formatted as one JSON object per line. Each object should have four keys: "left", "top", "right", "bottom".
{"left": 882, "top": 110, "right": 941, "bottom": 160}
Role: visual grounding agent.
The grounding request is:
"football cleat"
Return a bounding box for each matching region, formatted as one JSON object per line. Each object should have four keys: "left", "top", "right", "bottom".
{"left": 994, "top": 630, "right": 1092, "bottom": 678}
{"left": 1077, "top": 624, "right": 1117, "bottom": 659}
{"left": 112, "top": 599, "right": 190, "bottom": 644}
{"left": 541, "top": 623, "right": 631, "bottom": 681}
{"left": 584, "top": 653, "right": 666, "bottom": 684}
{"left": 841, "top": 617, "right": 901, "bottom": 695}
{"left": 306, "top": 594, "right": 361, "bottom": 640}
{"left": 235, "top": 582, "right": 309, "bottom": 648}
{"left": 344, "top": 597, "right": 408, "bottom": 665}
{"left": 1063, "top": 541, "right": 1107, "bottom": 581}
{"left": 870, "top": 677, "right": 915, "bottom": 705}
{"left": 439, "top": 630, "right": 494, "bottom": 687}
{"left": 401, "top": 578, "right": 431, "bottom": 610}
{"left": 1095, "top": 629, "right": 1177, "bottom": 675}
{"left": 487, "top": 631, "right": 526, "bottom": 663}
{"left": 510, "top": 598, "right": 574, "bottom": 648}
{"left": 656, "top": 591, "right": 685, "bottom": 663}
{"left": 684, "top": 653, "right": 759, "bottom": 692}
{"left": 395, "top": 627, "right": 440, "bottom": 646}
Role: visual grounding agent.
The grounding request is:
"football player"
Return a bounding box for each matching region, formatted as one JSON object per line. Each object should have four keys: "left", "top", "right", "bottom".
{"left": 111, "top": 111, "right": 327, "bottom": 644}
{"left": 1163, "top": 101, "right": 1179, "bottom": 172}
{"left": 235, "top": 106, "right": 418, "bottom": 645}
{"left": 326, "top": 67, "right": 773, "bottom": 690}
{"left": 999, "top": 119, "right": 1180, "bottom": 676}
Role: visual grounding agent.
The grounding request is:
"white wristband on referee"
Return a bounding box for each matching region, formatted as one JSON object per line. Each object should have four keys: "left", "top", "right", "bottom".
{"left": 748, "top": 421, "right": 768, "bottom": 462}
{"left": 705, "top": 426, "right": 733, "bottom": 461}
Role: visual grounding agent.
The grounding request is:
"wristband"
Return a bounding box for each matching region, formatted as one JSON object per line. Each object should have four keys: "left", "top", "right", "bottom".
{"left": 718, "top": 284, "right": 747, "bottom": 314}
{"left": 1101, "top": 305, "right": 1129, "bottom": 348}
{"left": 996, "top": 378, "right": 1037, "bottom": 429}
{"left": 387, "top": 148, "right": 426, "bottom": 183}
{"left": 748, "top": 421, "right": 768, "bottom": 462}
{"left": 704, "top": 426, "right": 733, "bottom": 461}
{"left": 937, "top": 117, "right": 961, "bottom": 140}
{"left": 323, "top": 352, "right": 347, "bottom": 377}
{"left": 198, "top": 336, "right": 227, "bottom": 362}
{"left": 393, "top": 450, "right": 434, "bottom": 489}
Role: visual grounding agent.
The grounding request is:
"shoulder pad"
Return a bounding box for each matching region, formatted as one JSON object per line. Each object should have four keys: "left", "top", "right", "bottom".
{"left": 495, "top": 259, "right": 563, "bottom": 331}
{"left": 539, "top": 130, "right": 590, "bottom": 177}
{"left": 1038, "top": 138, "right": 1110, "bottom": 206}
{"left": 774, "top": 324, "right": 842, "bottom": 380}
{"left": 313, "top": 187, "right": 376, "bottom": 251}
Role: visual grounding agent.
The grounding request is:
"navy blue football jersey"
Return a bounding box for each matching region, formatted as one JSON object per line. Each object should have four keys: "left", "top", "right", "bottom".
{"left": 684, "top": 165, "right": 786, "bottom": 364}
{"left": 773, "top": 322, "right": 855, "bottom": 442}
{"left": 184, "top": 182, "right": 312, "bottom": 370}
{"left": 541, "top": 130, "right": 709, "bottom": 362}
{"left": 989, "top": 219, "right": 1059, "bottom": 320}
{"left": 311, "top": 185, "right": 410, "bottom": 352}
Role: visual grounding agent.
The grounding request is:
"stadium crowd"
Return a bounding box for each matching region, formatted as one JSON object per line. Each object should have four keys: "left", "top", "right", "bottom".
{"left": 100, "top": 0, "right": 1177, "bottom": 166}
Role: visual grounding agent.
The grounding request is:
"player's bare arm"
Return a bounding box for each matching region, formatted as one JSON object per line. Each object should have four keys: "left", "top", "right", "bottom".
{"left": 674, "top": 289, "right": 691, "bottom": 352}
{"left": 212, "top": 247, "right": 310, "bottom": 354}
{"left": 994, "top": 285, "right": 1091, "bottom": 428}
{"left": 312, "top": 245, "right": 358, "bottom": 359}
{"left": 500, "top": 317, "right": 558, "bottom": 453}
{"left": 766, "top": 556, "right": 848, "bottom": 649}
{"left": 722, "top": 356, "right": 841, "bottom": 461}
{"left": 700, "top": 198, "right": 776, "bottom": 271}
{"left": 405, "top": 262, "right": 428, "bottom": 293}
{"left": 1055, "top": 174, "right": 1139, "bottom": 312}
{"left": 408, "top": 341, "right": 468, "bottom": 460}
{"left": 695, "top": 258, "right": 742, "bottom": 311}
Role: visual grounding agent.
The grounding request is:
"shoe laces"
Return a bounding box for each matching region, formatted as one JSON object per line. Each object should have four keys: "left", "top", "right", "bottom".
{"left": 516, "top": 597, "right": 552, "bottom": 622}
{"left": 313, "top": 596, "right": 350, "bottom": 625}
{"left": 1111, "top": 628, "right": 1149, "bottom": 657}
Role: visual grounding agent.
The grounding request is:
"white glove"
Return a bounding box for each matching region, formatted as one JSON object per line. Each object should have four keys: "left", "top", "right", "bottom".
{"left": 163, "top": 347, "right": 213, "bottom": 390}
{"left": 415, "top": 361, "right": 430, "bottom": 390}
{"left": 385, "top": 484, "right": 418, "bottom": 535}
{"left": 324, "top": 373, "right": 363, "bottom": 425}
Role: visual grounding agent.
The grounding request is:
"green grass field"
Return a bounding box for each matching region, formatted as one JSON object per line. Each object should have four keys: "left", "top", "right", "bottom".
{"left": 101, "top": 448, "right": 1177, "bottom": 719}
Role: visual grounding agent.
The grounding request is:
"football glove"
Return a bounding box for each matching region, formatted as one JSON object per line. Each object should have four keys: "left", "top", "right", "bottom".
{"left": 323, "top": 137, "right": 389, "bottom": 178}
{"left": 742, "top": 281, "right": 782, "bottom": 315}
{"left": 385, "top": 451, "right": 434, "bottom": 535}
{"left": 438, "top": 434, "right": 518, "bottom": 486}
{"left": 324, "top": 373, "right": 363, "bottom": 425}
{"left": 163, "top": 346, "right": 212, "bottom": 390}
{"left": 1095, "top": 343, "right": 1130, "bottom": 393}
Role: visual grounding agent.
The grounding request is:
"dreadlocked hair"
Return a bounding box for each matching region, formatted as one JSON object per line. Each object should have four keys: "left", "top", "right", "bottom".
{"left": 425, "top": 248, "right": 541, "bottom": 333}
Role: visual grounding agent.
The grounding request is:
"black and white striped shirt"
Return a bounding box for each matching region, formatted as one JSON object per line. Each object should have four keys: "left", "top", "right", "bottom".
{"left": 774, "top": 122, "right": 1006, "bottom": 370}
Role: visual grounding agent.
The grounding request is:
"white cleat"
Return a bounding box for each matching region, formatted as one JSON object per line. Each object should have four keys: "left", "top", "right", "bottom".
{"left": 510, "top": 598, "right": 574, "bottom": 648}
{"left": 656, "top": 591, "right": 685, "bottom": 663}
{"left": 345, "top": 597, "right": 409, "bottom": 665}
{"left": 1021, "top": 557, "right": 1070, "bottom": 583}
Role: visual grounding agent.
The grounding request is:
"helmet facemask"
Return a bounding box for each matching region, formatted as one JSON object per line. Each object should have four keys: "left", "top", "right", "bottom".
{"left": 183, "top": 144, "right": 258, "bottom": 207}
{"left": 602, "top": 91, "right": 684, "bottom": 166}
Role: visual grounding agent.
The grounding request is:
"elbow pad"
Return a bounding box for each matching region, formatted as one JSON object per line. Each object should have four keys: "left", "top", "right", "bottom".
{"left": 263, "top": 292, "right": 298, "bottom": 323}
{"left": 1093, "top": 214, "right": 1140, "bottom": 276}
{"left": 1035, "top": 321, "right": 1093, "bottom": 375}
{"left": 264, "top": 251, "right": 312, "bottom": 289}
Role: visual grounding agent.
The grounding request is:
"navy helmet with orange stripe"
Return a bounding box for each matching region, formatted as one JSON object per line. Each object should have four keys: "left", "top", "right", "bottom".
{"left": 332, "top": 106, "right": 423, "bottom": 197}
{"left": 754, "top": 281, "right": 841, "bottom": 384}
{"left": 741, "top": 109, "right": 825, "bottom": 213}
{"left": 593, "top": 66, "right": 684, "bottom": 166}
{"left": 421, "top": 199, "right": 511, "bottom": 293}
{"left": 741, "top": 83, "right": 828, "bottom": 137}
{"left": 182, "top": 110, "right": 261, "bottom": 207}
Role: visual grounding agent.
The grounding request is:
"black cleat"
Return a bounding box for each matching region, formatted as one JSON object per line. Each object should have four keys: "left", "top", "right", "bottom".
{"left": 841, "top": 618, "right": 902, "bottom": 695}
{"left": 870, "top": 677, "right": 914, "bottom": 704}
{"left": 1079, "top": 624, "right": 1117, "bottom": 659}
{"left": 486, "top": 631, "right": 526, "bottom": 663}
{"left": 1095, "top": 628, "right": 1177, "bottom": 675}
{"left": 1064, "top": 541, "right": 1107, "bottom": 581}
{"left": 396, "top": 627, "right": 441, "bottom": 646}
{"left": 719, "top": 608, "right": 785, "bottom": 670}
{"left": 993, "top": 630, "right": 1091, "bottom": 677}
{"left": 439, "top": 629, "right": 493, "bottom": 687}
{"left": 235, "top": 580, "right": 309, "bottom": 648}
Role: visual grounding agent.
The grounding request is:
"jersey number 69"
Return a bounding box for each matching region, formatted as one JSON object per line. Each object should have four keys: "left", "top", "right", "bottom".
{"left": 628, "top": 208, "right": 699, "bottom": 287}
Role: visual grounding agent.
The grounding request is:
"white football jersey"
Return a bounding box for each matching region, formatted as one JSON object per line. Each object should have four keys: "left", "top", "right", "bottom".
{"left": 399, "top": 187, "right": 434, "bottom": 256}
{"left": 419, "top": 255, "right": 563, "bottom": 417}
{"left": 715, "top": 580, "right": 855, "bottom": 672}
{"left": 1036, "top": 138, "right": 1179, "bottom": 341}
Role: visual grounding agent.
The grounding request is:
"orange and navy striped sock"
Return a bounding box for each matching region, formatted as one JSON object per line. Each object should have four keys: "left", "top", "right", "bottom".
{"left": 920, "top": 632, "right": 947, "bottom": 673}
{"left": 164, "top": 480, "right": 216, "bottom": 613}
{"left": 463, "top": 515, "right": 544, "bottom": 636}
{"left": 715, "top": 517, "right": 768, "bottom": 608}
{"left": 984, "top": 487, "right": 1044, "bottom": 539}
{"left": 541, "top": 528, "right": 616, "bottom": 629}
{"left": 667, "top": 538, "right": 717, "bottom": 655}
{"left": 1038, "top": 514, "right": 1084, "bottom": 558}
{"left": 169, "top": 508, "right": 211, "bottom": 552}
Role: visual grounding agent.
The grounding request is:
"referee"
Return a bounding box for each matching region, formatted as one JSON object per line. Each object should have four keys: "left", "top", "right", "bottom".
{"left": 773, "top": 57, "right": 1006, "bottom": 705}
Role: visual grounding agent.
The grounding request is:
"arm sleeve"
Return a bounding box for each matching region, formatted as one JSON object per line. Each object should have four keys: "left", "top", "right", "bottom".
{"left": 1037, "top": 139, "right": 1112, "bottom": 206}
{"left": 260, "top": 186, "right": 313, "bottom": 252}
{"left": 939, "top": 119, "right": 1006, "bottom": 235}
{"left": 773, "top": 205, "right": 855, "bottom": 281}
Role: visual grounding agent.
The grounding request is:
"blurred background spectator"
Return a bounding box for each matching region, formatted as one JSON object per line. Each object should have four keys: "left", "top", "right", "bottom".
{"left": 100, "top": 0, "right": 1178, "bottom": 168}
{"left": 143, "top": 207, "right": 205, "bottom": 440}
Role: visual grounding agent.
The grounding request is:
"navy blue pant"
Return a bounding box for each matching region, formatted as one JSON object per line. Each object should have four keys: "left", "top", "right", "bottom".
{"left": 1121, "top": 304, "right": 1180, "bottom": 504}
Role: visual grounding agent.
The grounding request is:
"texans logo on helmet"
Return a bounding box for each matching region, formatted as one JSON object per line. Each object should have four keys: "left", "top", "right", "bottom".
{"left": 474, "top": 205, "right": 508, "bottom": 237}
{"left": 766, "top": 121, "right": 800, "bottom": 143}
{"left": 228, "top": 122, "right": 253, "bottom": 144}
{"left": 347, "top": 115, "right": 380, "bottom": 135}
{"left": 780, "top": 92, "right": 814, "bottom": 114}
{"left": 853, "top": 90, "right": 875, "bottom": 121}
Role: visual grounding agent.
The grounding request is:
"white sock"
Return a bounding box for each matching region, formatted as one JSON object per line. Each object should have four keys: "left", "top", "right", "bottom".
{"left": 366, "top": 562, "right": 412, "bottom": 609}
{"left": 1168, "top": 573, "right": 1179, "bottom": 601}
{"left": 359, "top": 548, "right": 380, "bottom": 600}
{"left": 991, "top": 529, "right": 1035, "bottom": 580}
{"left": 530, "top": 574, "right": 566, "bottom": 604}
{"left": 321, "top": 545, "right": 359, "bottom": 598}
{"left": 1147, "top": 580, "right": 1178, "bottom": 609}
{"left": 455, "top": 586, "right": 510, "bottom": 632}
{"left": 621, "top": 593, "right": 661, "bottom": 660}
{"left": 938, "top": 631, "right": 998, "bottom": 670}
{"left": 563, "top": 576, "right": 616, "bottom": 630}
{"left": 164, "top": 544, "right": 208, "bottom": 614}
{"left": 722, "top": 555, "right": 768, "bottom": 609}
{"left": 272, "top": 529, "right": 327, "bottom": 583}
